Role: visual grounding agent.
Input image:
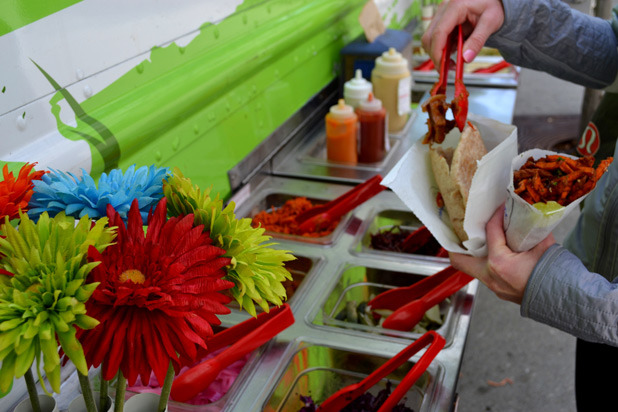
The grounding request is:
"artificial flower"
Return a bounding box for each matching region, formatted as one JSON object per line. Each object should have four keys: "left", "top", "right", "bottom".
{"left": 79, "top": 198, "right": 234, "bottom": 386}
{"left": 163, "top": 168, "right": 295, "bottom": 317}
{"left": 0, "top": 162, "right": 45, "bottom": 222}
{"left": 0, "top": 212, "right": 115, "bottom": 394}
{"left": 28, "top": 164, "right": 169, "bottom": 222}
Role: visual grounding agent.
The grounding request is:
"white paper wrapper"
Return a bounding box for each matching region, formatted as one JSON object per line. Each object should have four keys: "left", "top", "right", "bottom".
{"left": 504, "top": 149, "right": 588, "bottom": 252}
{"left": 383, "top": 113, "right": 518, "bottom": 257}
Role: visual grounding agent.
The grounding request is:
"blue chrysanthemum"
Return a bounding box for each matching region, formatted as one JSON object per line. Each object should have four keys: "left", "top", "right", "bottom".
{"left": 28, "top": 165, "right": 170, "bottom": 221}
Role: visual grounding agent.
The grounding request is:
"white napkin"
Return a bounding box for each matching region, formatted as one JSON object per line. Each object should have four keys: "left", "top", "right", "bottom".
{"left": 383, "top": 112, "right": 518, "bottom": 257}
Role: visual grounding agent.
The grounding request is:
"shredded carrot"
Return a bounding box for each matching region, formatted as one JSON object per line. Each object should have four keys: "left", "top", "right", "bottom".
{"left": 251, "top": 197, "right": 340, "bottom": 237}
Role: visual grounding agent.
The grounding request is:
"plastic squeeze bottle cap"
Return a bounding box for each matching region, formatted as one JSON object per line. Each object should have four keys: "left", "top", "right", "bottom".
{"left": 359, "top": 92, "right": 383, "bottom": 112}
{"left": 375, "top": 47, "right": 409, "bottom": 76}
{"left": 329, "top": 99, "right": 355, "bottom": 119}
{"left": 344, "top": 69, "right": 373, "bottom": 102}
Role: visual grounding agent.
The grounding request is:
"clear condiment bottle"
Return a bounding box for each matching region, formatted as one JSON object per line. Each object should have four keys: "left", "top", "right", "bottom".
{"left": 344, "top": 69, "right": 373, "bottom": 109}
{"left": 356, "top": 93, "right": 387, "bottom": 163}
{"left": 371, "top": 47, "right": 412, "bottom": 132}
{"left": 326, "top": 99, "right": 358, "bottom": 164}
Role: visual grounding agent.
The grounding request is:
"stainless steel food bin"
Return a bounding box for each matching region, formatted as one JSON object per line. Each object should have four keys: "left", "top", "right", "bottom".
{"left": 221, "top": 176, "right": 478, "bottom": 411}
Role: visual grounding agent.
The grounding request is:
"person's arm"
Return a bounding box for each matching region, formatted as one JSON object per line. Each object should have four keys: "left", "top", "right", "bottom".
{"left": 422, "top": 0, "right": 618, "bottom": 89}
{"left": 523, "top": 244, "right": 618, "bottom": 346}
{"left": 488, "top": 0, "right": 618, "bottom": 88}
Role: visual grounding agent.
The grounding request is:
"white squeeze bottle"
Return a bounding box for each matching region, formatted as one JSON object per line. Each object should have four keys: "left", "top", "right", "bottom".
{"left": 371, "top": 47, "right": 412, "bottom": 132}
{"left": 344, "top": 69, "right": 373, "bottom": 109}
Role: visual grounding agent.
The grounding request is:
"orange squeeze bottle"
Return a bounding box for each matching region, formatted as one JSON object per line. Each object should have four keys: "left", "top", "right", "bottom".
{"left": 326, "top": 99, "right": 358, "bottom": 164}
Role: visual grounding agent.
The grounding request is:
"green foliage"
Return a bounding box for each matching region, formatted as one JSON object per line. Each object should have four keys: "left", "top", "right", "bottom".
{"left": 0, "top": 212, "right": 115, "bottom": 394}
{"left": 164, "top": 168, "right": 295, "bottom": 317}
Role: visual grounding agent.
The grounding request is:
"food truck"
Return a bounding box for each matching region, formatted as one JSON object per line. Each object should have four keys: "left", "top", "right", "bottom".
{"left": 0, "top": 1, "right": 522, "bottom": 411}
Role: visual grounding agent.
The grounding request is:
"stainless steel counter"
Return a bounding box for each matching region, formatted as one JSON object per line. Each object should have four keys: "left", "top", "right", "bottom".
{"left": 271, "top": 86, "right": 517, "bottom": 185}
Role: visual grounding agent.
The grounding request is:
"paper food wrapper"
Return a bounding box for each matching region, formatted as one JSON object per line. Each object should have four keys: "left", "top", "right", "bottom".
{"left": 504, "top": 149, "right": 587, "bottom": 252}
{"left": 383, "top": 113, "right": 518, "bottom": 257}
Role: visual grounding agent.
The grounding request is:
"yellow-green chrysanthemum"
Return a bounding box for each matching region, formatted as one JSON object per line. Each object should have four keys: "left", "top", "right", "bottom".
{"left": 163, "top": 168, "right": 295, "bottom": 317}
{"left": 0, "top": 211, "right": 116, "bottom": 394}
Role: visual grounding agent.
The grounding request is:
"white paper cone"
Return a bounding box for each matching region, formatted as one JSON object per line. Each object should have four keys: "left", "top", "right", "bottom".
{"left": 383, "top": 112, "right": 518, "bottom": 257}
{"left": 504, "top": 149, "right": 589, "bottom": 252}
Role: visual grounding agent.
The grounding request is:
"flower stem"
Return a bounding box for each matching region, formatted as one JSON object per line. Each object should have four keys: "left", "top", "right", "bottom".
{"left": 24, "top": 369, "right": 41, "bottom": 412}
{"left": 158, "top": 362, "right": 175, "bottom": 412}
{"left": 77, "top": 371, "right": 97, "bottom": 412}
{"left": 99, "top": 378, "right": 109, "bottom": 411}
{"left": 114, "top": 374, "right": 126, "bottom": 412}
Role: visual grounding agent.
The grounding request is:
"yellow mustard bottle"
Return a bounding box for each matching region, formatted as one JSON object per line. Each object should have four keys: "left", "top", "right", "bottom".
{"left": 371, "top": 47, "right": 412, "bottom": 133}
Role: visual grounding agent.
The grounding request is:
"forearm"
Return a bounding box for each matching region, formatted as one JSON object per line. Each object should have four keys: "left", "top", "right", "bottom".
{"left": 522, "top": 244, "right": 618, "bottom": 346}
{"left": 487, "top": 0, "right": 618, "bottom": 88}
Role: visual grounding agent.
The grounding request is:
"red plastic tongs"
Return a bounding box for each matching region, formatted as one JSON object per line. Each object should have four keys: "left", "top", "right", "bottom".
{"left": 170, "top": 304, "right": 294, "bottom": 402}
{"left": 294, "top": 175, "right": 386, "bottom": 234}
{"left": 368, "top": 266, "right": 473, "bottom": 331}
{"left": 430, "top": 24, "right": 469, "bottom": 133}
{"left": 317, "top": 330, "right": 445, "bottom": 412}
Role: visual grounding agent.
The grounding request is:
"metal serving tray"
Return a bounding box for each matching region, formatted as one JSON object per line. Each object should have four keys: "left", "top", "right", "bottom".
{"left": 412, "top": 55, "right": 520, "bottom": 88}
{"left": 223, "top": 176, "right": 477, "bottom": 411}
{"left": 261, "top": 341, "right": 442, "bottom": 412}
{"left": 271, "top": 86, "right": 516, "bottom": 185}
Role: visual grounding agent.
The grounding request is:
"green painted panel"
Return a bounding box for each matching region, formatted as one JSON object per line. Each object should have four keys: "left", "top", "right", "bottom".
{"left": 0, "top": 0, "right": 82, "bottom": 37}
{"left": 38, "top": 0, "right": 417, "bottom": 199}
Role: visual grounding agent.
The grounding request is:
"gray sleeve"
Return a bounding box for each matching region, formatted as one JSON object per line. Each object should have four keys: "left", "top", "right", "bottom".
{"left": 521, "top": 244, "right": 618, "bottom": 346}
{"left": 486, "top": 0, "right": 618, "bottom": 89}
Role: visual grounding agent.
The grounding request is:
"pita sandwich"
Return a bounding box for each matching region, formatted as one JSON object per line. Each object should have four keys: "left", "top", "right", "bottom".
{"left": 429, "top": 122, "right": 487, "bottom": 242}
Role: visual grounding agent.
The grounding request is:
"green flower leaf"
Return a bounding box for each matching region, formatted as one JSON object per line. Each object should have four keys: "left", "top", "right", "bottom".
{"left": 0, "top": 354, "right": 16, "bottom": 393}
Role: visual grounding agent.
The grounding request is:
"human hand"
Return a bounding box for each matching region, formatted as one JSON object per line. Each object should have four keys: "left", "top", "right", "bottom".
{"left": 421, "top": 0, "right": 505, "bottom": 67}
{"left": 448, "top": 205, "right": 555, "bottom": 304}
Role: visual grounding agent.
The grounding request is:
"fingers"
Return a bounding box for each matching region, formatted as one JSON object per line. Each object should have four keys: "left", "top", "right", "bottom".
{"left": 421, "top": 0, "right": 505, "bottom": 65}
{"left": 527, "top": 232, "right": 556, "bottom": 260}
{"left": 485, "top": 205, "right": 507, "bottom": 254}
{"left": 449, "top": 252, "right": 486, "bottom": 279}
{"left": 421, "top": 1, "right": 463, "bottom": 65}
{"left": 462, "top": 11, "right": 505, "bottom": 62}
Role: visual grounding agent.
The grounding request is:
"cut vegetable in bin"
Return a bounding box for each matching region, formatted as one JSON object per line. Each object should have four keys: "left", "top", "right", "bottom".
{"left": 252, "top": 176, "right": 385, "bottom": 237}
{"left": 252, "top": 196, "right": 340, "bottom": 237}
{"left": 297, "top": 381, "right": 415, "bottom": 412}
{"left": 370, "top": 225, "right": 447, "bottom": 257}
{"left": 335, "top": 298, "right": 446, "bottom": 334}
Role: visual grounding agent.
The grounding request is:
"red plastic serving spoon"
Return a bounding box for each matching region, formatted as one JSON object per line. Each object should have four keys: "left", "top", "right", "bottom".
{"left": 294, "top": 175, "right": 386, "bottom": 234}
{"left": 317, "top": 330, "right": 445, "bottom": 412}
{"left": 170, "top": 304, "right": 294, "bottom": 402}
{"left": 381, "top": 270, "right": 473, "bottom": 331}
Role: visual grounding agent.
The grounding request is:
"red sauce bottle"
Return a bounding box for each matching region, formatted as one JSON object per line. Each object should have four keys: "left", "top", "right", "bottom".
{"left": 356, "top": 93, "right": 387, "bottom": 163}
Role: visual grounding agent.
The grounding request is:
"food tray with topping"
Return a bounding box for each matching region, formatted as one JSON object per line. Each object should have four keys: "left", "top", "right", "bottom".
{"left": 215, "top": 175, "right": 478, "bottom": 411}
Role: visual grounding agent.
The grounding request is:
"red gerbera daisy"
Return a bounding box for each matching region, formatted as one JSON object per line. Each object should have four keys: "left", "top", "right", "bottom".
{"left": 0, "top": 163, "right": 45, "bottom": 221}
{"left": 80, "top": 197, "right": 234, "bottom": 386}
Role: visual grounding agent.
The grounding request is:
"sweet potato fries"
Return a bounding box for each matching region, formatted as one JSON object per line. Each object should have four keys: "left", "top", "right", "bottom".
{"left": 513, "top": 154, "right": 613, "bottom": 206}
